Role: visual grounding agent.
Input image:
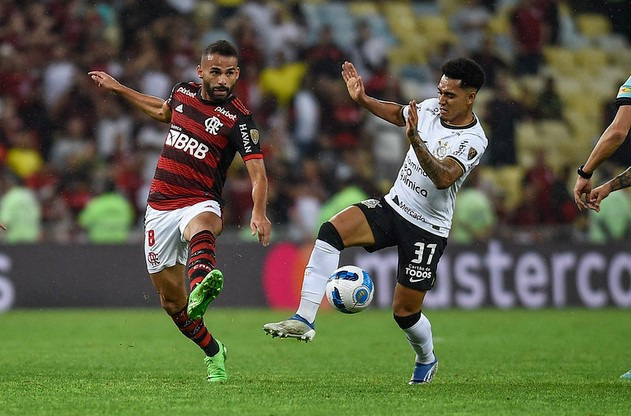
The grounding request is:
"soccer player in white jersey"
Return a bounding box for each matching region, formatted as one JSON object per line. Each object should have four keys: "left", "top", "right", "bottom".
{"left": 573, "top": 75, "right": 631, "bottom": 380}
{"left": 264, "top": 58, "right": 487, "bottom": 384}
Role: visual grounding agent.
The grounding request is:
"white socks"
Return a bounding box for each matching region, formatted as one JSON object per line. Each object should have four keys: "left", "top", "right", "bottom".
{"left": 295, "top": 238, "right": 435, "bottom": 366}
{"left": 403, "top": 314, "right": 435, "bottom": 364}
{"left": 296, "top": 239, "right": 341, "bottom": 323}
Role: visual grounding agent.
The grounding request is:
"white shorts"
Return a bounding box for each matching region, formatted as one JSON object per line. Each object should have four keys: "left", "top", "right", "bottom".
{"left": 143, "top": 200, "right": 222, "bottom": 274}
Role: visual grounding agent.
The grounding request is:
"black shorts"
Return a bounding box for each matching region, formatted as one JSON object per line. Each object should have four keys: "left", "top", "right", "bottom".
{"left": 354, "top": 197, "right": 448, "bottom": 291}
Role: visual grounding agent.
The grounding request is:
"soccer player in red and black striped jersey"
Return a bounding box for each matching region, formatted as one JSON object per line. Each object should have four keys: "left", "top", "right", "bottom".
{"left": 89, "top": 40, "right": 271, "bottom": 382}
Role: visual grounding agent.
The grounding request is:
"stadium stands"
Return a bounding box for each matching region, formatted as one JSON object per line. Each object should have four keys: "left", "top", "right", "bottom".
{"left": 0, "top": 0, "right": 629, "bottom": 244}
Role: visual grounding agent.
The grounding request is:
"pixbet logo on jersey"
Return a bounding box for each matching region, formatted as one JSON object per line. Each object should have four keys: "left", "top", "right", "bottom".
{"left": 177, "top": 86, "right": 196, "bottom": 98}
{"left": 216, "top": 106, "right": 236, "bottom": 121}
{"left": 165, "top": 127, "right": 209, "bottom": 159}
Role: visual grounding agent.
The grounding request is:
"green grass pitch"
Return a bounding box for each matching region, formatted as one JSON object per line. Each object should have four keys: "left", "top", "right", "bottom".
{"left": 0, "top": 308, "right": 629, "bottom": 415}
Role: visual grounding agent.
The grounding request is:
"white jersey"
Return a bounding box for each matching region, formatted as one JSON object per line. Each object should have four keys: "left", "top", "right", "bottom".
{"left": 384, "top": 98, "right": 488, "bottom": 237}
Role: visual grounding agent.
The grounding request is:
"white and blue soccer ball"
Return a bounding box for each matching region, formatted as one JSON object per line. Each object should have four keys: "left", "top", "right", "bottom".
{"left": 326, "top": 265, "right": 374, "bottom": 314}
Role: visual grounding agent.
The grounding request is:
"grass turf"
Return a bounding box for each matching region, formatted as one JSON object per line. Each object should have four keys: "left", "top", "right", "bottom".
{"left": 0, "top": 308, "right": 629, "bottom": 415}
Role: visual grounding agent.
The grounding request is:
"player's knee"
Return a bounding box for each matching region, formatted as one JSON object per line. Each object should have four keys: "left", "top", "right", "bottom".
{"left": 393, "top": 311, "right": 422, "bottom": 329}
{"left": 160, "top": 297, "right": 187, "bottom": 315}
{"left": 317, "top": 221, "right": 344, "bottom": 251}
{"left": 156, "top": 287, "right": 187, "bottom": 314}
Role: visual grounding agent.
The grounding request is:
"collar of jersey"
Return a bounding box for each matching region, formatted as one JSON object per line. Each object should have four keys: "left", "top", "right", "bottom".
{"left": 440, "top": 114, "right": 477, "bottom": 130}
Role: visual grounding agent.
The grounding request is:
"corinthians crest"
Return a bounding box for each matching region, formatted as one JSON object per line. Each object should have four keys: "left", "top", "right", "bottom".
{"left": 433, "top": 140, "right": 449, "bottom": 160}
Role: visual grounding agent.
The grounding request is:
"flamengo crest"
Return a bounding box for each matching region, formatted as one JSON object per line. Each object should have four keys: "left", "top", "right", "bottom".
{"left": 205, "top": 116, "right": 223, "bottom": 135}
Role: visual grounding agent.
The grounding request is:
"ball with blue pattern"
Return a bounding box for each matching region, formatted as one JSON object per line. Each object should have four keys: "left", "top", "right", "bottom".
{"left": 325, "top": 265, "right": 374, "bottom": 314}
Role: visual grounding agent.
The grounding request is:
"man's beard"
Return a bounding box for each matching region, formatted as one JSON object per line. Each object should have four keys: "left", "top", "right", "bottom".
{"left": 203, "top": 81, "right": 231, "bottom": 103}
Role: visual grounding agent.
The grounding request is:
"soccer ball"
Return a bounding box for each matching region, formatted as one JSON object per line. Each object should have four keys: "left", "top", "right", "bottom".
{"left": 325, "top": 265, "right": 374, "bottom": 314}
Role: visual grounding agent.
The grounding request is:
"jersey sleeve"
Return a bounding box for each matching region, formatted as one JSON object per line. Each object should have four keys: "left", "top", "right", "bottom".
{"left": 230, "top": 114, "right": 263, "bottom": 161}
{"left": 446, "top": 133, "right": 487, "bottom": 173}
{"left": 402, "top": 100, "right": 425, "bottom": 123}
{"left": 165, "top": 82, "right": 184, "bottom": 109}
{"left": 615, "top": 75, "right": 631, "bottom": 107}
{"left": 402, "top": 104, "right": 410, "bottom": 122}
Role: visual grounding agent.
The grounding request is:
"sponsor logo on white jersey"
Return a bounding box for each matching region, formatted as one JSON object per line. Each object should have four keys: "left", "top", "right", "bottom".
{"left": 452, "top": 140, "right": 470, "bottom": 158}
{"left": 216, "top": 106, "right": 236, "bottom": 121}
{"left": 177, "top": 86, "right": 196, "bottom": 98}
{"left": 165, "top": 128, "right": 209, "bottom": 159}
{"left": 398, "top": 158, "right": 429, "bottom": 197}
{"left": 426, "top": 107, "right": 440, "bottom": 116}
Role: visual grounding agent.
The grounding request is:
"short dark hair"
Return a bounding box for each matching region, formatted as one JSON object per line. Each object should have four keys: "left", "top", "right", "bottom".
{"left": 202, "top": 40, "right": 238, "bottom": 61}
{"left": 441, "top": 58, "right": 485, "bottom": 91}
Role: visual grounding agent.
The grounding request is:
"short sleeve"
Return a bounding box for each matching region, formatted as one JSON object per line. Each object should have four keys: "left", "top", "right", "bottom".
{"left": 447, "top": 133, "right": 487, "bottom": 173}
{"left": 165, "top": 83, "right": 182, "bottom": 109}
{"left": 402, "top": 104, "right": 410, "bottom": 123}
{"left": 615, "top": 75, "right": 631, "bottom": 107}
{"left": 230, "top": 114, "right": 263, "bottom": 161}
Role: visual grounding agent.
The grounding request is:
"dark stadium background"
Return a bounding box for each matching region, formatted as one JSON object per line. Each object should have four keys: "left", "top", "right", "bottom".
{"left": 0, "top": 0, "right": 629, "bottom": 312}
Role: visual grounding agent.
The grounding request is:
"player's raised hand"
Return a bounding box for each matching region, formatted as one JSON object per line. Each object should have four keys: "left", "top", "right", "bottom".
{"left": 406, "top": 100, "right": 421, "bottom": 145}
{"left": 88, "top": 71, "right": 121, "bottom": 92}
{"left": 341, "top": 61, "right": 365, "bottom": 103}
{"left": 251, "top": 213, "right": 271, "bottom": 247}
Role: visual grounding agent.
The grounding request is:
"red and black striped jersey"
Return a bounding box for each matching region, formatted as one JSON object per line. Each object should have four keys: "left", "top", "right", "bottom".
{"left": 147, "top": 82, "right": 263, "bottom": 210}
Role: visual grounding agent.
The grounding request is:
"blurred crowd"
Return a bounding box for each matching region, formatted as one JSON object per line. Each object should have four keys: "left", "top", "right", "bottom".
{"left": 0, "top": 0, "right": 630, "bottom": 245}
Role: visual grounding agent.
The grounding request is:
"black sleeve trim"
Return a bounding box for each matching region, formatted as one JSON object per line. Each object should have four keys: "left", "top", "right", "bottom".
{"left": 615, "top": 97, "right": 631, "bottom": 108}
{"left": 446, "top": 155, "right": 466, "bottom": 174}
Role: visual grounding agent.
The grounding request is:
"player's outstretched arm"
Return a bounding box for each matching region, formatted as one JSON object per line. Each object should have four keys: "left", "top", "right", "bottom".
{"left": 245, "top": 158, "right": 271, "bottom": 247}
{"left": 589, "top": 166, "right": 631, "bottom": 212}
{"left": 582, "top": 106, "right": 631, "bottom": 173}
{"left": 574, "top": 105, "right": 631, "bottom": 210}
{"left": 406, "top": 100, "right": 463, "bottom": 189}
{"left": 88, "top": 71, "right": 171, "bottom": 123}
{"left": 341, "top": 61, "right": 405, "bottom": 126}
